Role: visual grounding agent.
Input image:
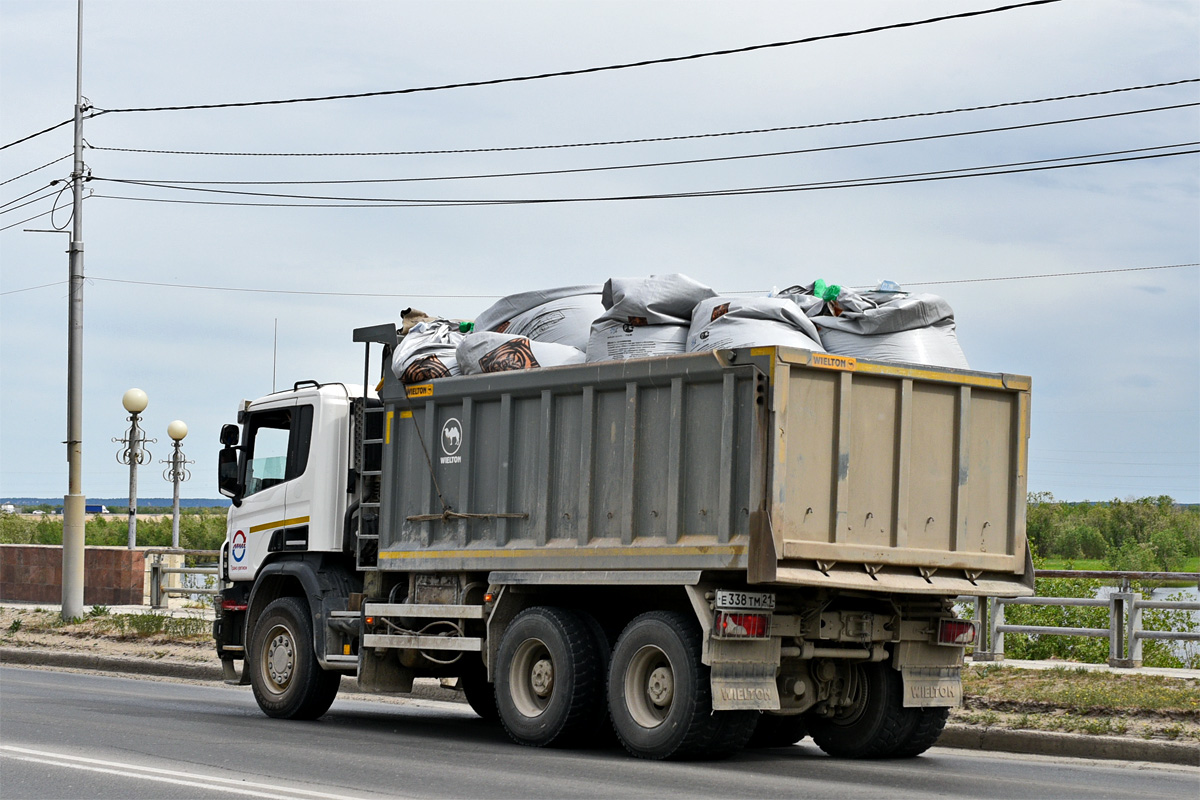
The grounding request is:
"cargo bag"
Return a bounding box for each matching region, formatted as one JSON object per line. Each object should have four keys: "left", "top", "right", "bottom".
{"left": 473, "top": 285, "right": 604, "bottom": 351}
{"left": 391, "top": 320, "right": 468, "bottom": 383}
{"left": 779, "top": 281, "right": 969, "bottom": 369}
{"left": 687, "top": 296, "right": 825, "bottom": 353}
{"left": 457, "top": 331, "right": 586, "bottom": 375}
{"left": 587, "top": 273, "right": 716, "bottom": 362}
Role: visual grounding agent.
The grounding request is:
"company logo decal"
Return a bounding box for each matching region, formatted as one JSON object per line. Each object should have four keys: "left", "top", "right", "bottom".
{"left": 440, "top": 418, "right": 462, "bottom": 464}
{"left": 231, "top": 530, "right": 247, "bottom": 562}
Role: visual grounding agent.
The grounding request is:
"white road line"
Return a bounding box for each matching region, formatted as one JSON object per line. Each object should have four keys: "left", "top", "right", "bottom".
{"left": 0, "top": 745, "right": 407, "bottom": 800}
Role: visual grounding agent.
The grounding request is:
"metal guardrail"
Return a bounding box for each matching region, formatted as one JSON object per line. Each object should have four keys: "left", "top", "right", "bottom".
{"left": 146, "top": 549, "right": 220, "bottom": 609}
{"left": 963, "top": 570, "right": 1200, "bottom": 668}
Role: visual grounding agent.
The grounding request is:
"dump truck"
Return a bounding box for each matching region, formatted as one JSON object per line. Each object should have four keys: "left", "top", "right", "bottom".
{"left": 213, "top": 324, "right": 1034, "bottom": 759}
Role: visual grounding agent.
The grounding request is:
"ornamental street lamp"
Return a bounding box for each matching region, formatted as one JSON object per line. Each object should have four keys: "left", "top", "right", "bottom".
{"left": 162, "top": 420, "right": 193, "bottom": 549}
{"left": 113, "top": 388, "right": 155, "bottom": 549}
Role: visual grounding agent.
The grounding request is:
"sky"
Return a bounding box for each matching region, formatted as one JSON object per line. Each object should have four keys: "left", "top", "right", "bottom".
{"left": 1, "top": 0, "right": 1197, "bottom": 504}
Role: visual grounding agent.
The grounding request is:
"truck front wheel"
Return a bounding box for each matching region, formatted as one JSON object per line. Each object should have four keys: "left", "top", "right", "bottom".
{"left": 250, "top": 597, "right": 341, "bottom": 720}
{"left": 495, "top": 606, "right": 602, "bottom": 747}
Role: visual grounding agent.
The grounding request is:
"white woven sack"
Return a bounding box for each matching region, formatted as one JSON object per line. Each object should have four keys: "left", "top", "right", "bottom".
{"left": 391, "top": 320, "right": 464, "bottom": 383}
{"left": 586, "top": 320, "right": 689, "bottom": 362}
{"left": 474, "top": 286, "right": 603, "bottom": 351}
{"left": 688, "top": 297, "right": 825, "bottom": 353}
{"left": 457, "top": 331, "right": 585, "bottom": 375}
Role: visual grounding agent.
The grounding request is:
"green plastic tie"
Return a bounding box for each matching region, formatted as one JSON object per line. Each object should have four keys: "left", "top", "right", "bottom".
{"left": 813, "top": 279, "right": 842, "bottom": 302}
{"left": 458, "top": 321, "right": 474, "bottom": 334}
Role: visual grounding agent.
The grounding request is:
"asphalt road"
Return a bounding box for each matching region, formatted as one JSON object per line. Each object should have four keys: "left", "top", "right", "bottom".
{"left": 1, "top": 666, "right": 1194, "bottom": 800}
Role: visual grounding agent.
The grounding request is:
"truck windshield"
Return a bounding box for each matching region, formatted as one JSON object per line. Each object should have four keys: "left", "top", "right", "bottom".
{"left": 244, "top": 405, "right": 313, "bottom": 497}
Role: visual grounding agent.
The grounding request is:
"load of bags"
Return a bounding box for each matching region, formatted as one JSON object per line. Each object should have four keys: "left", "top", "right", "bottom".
{"left": 390, "top": 275, "right": 970, "bottom": 383}
{"left": 586, "top": 274, "right": 717, "bottom": 362}
{"left": 777, "top": 280, "right": 969, "bottom": 369}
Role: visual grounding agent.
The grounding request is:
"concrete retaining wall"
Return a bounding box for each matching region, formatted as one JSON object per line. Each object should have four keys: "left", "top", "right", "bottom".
{"left": 0, "top": 544, "right": 145, "bottom": 605}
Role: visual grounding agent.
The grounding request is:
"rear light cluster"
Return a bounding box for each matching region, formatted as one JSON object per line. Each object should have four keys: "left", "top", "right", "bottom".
{"left": 715, "top": 611, "right": 770, "bottom": 639}
{"left": 937, "top": 618, "right": 977, "bottom": 646}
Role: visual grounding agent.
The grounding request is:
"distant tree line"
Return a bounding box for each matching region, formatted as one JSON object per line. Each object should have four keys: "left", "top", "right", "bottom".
{"left": 1026, "top": 493, "right": 1199, "bottom": 572}
{"left": 0, "top": 512, "right": 226, "bottom": 551}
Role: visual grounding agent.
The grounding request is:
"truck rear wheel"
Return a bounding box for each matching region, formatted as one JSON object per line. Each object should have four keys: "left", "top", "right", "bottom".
{"left": 890, "top": 706, "right": 950, "bottom": 758}
{"left": 250, "top": 596, "right": 341, "bottom": 720}
{"left": 608, "top": 611, "right": 754, "bottom": 760}
{"left": 806, "top": 661, "right": 906, "bottom": 758}
{"left": 495, "top": 607, "right": 602, "bottom": 747}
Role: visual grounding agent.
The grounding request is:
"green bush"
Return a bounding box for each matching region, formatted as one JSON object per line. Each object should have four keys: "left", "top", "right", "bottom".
{"left": 1002, "top": 576, "right": 1109, "bottom": 663}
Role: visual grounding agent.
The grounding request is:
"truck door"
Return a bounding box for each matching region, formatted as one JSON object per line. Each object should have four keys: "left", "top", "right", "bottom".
{"left": 228, "top": 402, "right": 313, "bottom": 579}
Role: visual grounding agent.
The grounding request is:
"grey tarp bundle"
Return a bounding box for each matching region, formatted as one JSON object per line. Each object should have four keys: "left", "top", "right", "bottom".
{"left": 473, "top": 285, "right": 604, "bottom": 351}
{"left": 687, "top": 296, "right": 825, "bottom": 353}
{"left": 586, "top": 273, "right": 717, "bottom": 362}
{"left": 456, "top": 331, "right": 586, "bottom": 375}
{"left": 778, "top": 283, "right": 968, "bottom": 369}
{"left": 391, "top": 320, "right": 466, "bottom": 383}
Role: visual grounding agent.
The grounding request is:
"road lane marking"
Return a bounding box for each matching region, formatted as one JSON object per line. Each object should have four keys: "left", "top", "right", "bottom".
{"left": 0, "top": 745, "right": 407, "bottom": 800}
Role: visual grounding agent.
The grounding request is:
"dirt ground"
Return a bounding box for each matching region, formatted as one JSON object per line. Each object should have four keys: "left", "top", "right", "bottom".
{"left": 2, "top": 605, "right": 1197, "bottom": 744}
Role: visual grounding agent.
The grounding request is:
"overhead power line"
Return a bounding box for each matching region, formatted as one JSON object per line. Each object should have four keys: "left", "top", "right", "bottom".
{"left": 0, "top": 118, "right": 76, "bottom": 152}
{"left": 90, "top": 144, "right": 1199, "bottom": 207}
{"left": 86, "top": 78, "right": 1200, "bottom": 158}
{"left": 7, "top": 262, "right": 1187, "bottom": 300}
{"left": 0, "top": 154, "right": 73, "bottom": 186}
{"left": 88, "top": 1, "right": 1063, "bottom": 116}
{"left": 100, "top": 103, "right": 1200, "bottom": 187}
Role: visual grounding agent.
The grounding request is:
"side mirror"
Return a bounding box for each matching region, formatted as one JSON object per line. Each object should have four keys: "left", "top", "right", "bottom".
{"left": 220, "top": 424, "right": 240, "bottom": 447}
{"left": 218, "top": 446, "right": 242, "bottom": 505}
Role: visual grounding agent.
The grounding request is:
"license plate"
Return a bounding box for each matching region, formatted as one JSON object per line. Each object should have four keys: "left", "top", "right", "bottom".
{"left": 715, "top": 590, "right": 775, "bottom": 611}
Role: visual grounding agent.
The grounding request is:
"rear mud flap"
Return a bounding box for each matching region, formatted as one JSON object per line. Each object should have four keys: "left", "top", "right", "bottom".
{"left": 222, "top": 658, "right": 250, "bottom": 686}
{"left": 710, "top": 661, "right": 780, "bottom": 711}
{"left": 901, "top": 666, "right": 962, "bottom": 708}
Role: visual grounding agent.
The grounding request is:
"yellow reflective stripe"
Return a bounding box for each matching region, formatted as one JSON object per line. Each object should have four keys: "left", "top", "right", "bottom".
{"left": 249, "top": 516, "right": 310, "bottom": 534}
{"left": 386, "top": 411, "right": 394, "bottom": 444}
{"left": 379, "top": 544, "right": 746, "bottom": 560}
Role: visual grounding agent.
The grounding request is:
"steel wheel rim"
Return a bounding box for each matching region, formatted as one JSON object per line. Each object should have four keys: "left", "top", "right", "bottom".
{"left": 830, "top": 664, "right": 869, "bottom": 727}
{"left": 261, "top": 622, "right": 296, "bottom": 694}
{"left": 510, "top": 637, "right": 553, "bottom": 717}
{"left": 625, "top": 644, "right": 674, "bottom": 728}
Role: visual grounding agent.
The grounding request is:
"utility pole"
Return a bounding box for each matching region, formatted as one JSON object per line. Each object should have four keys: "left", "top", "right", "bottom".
{"left": 61, "top": 0, "right": 86, "bottom": 621}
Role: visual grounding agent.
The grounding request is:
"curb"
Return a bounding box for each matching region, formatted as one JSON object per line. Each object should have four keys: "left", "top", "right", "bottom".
{"left": 938, "top": 724, "right": 1198, "bottom": 767}
{"left": 1, "top": 647, "right": 222, "bottom": 682}
{"left": 3, "top": 647, "right": 1196, "bottom": 767}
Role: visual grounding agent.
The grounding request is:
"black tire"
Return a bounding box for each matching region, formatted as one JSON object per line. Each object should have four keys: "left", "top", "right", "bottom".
{"left": 694, "top": 707, "right": 759, "bottom": 759}
{"left": 806, "top": 662, "right": 907, "bottom": 759}
{"left": 495, "top": 607, "right": 603, "bottom": 747}
{"left": 607, "top": 611, "right": 754, "bottom": 760}
{"left": 574, "top": 610, "right": 618, "bottom": 748}
{"left": 460, "top": 663, "right": 500, "bottom": 723}
{"left": 889, "top": 706, "right": 949, "bottom": 758}
{"left": 747, "top": 712, "right": 808, "bottom": 748}
{"left": 249, "top": 596, "right": 341, "bottom": 720}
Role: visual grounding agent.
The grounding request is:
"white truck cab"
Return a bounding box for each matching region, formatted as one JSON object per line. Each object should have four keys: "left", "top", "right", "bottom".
{"left": 220, "top": 382, "right": 364, "bottom": 580}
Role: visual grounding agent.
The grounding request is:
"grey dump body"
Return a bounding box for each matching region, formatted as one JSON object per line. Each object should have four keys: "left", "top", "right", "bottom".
{"left": 376, "top": 344, "right": 1033, "bottom": 597}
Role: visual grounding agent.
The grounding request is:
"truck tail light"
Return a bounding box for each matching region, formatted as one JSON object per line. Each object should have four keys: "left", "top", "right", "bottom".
{"left": 220, "top": 599, "right": 248, "bottom": 612}
{"left": 715, "top": 612, "right": 769, "bottom": 639}
{"left": 937, "top": 618, "right": 976, "bottom": 646}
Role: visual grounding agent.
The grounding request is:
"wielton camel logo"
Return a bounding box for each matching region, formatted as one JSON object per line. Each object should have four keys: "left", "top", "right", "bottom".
{"left": 441, "top": 418, "right": 462, "bottom": 456}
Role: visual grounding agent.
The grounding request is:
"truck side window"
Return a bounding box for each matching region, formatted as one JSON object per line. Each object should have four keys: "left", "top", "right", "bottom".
{"left": 244, "top": 405, "right": 314, "bottom": 497}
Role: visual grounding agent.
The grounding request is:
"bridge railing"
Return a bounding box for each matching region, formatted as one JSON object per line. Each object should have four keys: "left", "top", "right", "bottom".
{"left": 145, "top": 549, "right": 220, "bottom": 609}
{"left": 963, "top": 570, "right": 1200, "bottom": 668}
